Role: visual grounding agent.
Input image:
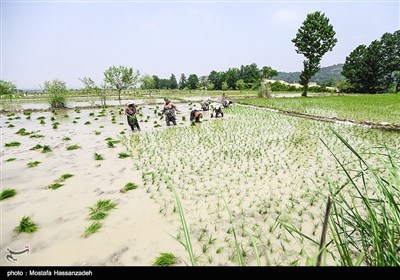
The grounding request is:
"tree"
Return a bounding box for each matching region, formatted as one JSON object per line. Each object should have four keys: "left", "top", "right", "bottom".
{"left": 0, "top": 80, "right": 16, "bottom": 100}
{"left": 103, "top": 65, "right": 140, "bottom": 100}
{"left": 152, "top": 75, "right": 160, "bottom": 89}
{"left": 140, "top": 74, "right": 156, "bottom": 95}
{"left": 342, "top": 31, "right": 400, "bottom": 93}
{"left": 44, "top": 79, "right": 68, "bottom": 109}
{"left": 207, "top": 82, "right": 215, "bottom": 90}
{"left": 235, "top": 79, "right": 245, "bottom": 92}
{"left": 221, "top": 81, "right": 228, "bottom": 91}
{"left": 225, "top": 68, "right": 239, "bottom": 89}
{"left": 169, "top": 74, "right": 178, "bottom": 89}
{"left": 292, "top": 11, "right": 337, "bottom": 96}
{"left": 80, "top": 77, "right": 107, "bottom": 106}
{"left": 179, "top": 73, "right": 186, "bottom": 90}
{"left": 187, "top": 74, "right": 199, "bottom": 90}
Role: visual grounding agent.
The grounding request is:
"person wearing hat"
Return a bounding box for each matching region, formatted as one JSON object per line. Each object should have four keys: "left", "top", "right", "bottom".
{"left": 162, "top": 98, "right": 177, "bottom": 126}
{"left": 125, "top": 101, "right": 141, "bottom": 131}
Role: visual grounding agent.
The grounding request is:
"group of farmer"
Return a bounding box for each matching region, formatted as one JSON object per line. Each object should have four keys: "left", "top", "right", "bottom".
{"left": 125, "top": 96, "right": 232, "bottom": 132}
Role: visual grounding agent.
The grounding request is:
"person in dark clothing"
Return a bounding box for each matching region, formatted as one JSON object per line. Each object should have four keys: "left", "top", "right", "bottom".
{"left": 211, "top": 104, "right": 223, "bottom": 118}
{"left": 190, "top": 109, "right": 203, "bottom": 123}
{"left": 125, "top": 101, "right": 141, "bottom": 131}
{"left": 222, "top": 98, "right": 232, "bottom": 108}
{"left": 200, "top": 101, "right": 210, "bottom": 111}
{"left": 162, "top": 98, "right": 177, "bottom": 126}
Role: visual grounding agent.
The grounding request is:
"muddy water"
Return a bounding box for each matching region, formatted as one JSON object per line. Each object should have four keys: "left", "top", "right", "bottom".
{"left": 1, "top": 103, "right": 205, "bottom": 266}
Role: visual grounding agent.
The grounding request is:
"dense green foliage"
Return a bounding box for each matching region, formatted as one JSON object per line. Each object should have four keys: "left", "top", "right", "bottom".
{"left": 342, "top": 30, "right": 400, "bottom": 93}
{"left": 103, "top": 65, "right": 140, "bottom": 100}
{"left": 44, "top": 79, "right": 68, "bottom": 108}
{"left": 292, "top": 11, "right": 337, "bottom": 96}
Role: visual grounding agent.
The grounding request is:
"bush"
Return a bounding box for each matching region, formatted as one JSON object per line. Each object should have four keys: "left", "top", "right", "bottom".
{"left": 44, "top": 79, "right": 67, "bottom": 109}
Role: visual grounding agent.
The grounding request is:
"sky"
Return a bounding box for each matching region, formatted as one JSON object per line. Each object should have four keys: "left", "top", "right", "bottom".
{"left": 1, "top": 0, "right": 399, "bottom": 89}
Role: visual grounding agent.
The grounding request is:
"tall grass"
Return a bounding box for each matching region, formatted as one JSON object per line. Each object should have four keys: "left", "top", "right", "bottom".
{"left": 321, "top": 128, "right": 400, "bottom": 266}
{"left": 168, "top": 181, "right": 197, "bottom": 266}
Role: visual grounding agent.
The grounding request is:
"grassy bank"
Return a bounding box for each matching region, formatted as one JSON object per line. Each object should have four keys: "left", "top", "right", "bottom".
{"left": 238, "top": 94, "right": 400, "bottom": 126}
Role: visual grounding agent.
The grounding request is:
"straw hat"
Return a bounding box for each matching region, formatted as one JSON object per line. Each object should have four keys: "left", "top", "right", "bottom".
{"left": 127, "top": 101, "right": 135, "bottom": 105}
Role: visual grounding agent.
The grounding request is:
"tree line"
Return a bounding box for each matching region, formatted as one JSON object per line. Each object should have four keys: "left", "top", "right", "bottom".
{"left": 342, "top": 30, "right": 400, "bottom": 93}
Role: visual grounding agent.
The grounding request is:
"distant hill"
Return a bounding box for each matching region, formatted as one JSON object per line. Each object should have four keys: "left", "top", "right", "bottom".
{"left": 274, "top": 64, "right": 344, "bottom": 84}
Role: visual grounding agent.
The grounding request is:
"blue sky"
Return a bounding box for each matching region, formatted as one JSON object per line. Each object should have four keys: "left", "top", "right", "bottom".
{"left": 1, "top": 0, "right": 399, "bottom": 89}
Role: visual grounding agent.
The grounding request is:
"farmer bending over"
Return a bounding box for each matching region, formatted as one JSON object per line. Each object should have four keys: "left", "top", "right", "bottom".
{"left": 211, "top": 104, "right": 224, "bottom": 118}
{"left": 190, "top": 109, "right": 203, "bottom": 123}
{"left": 162, "top": 98, "right": 177, "bottom": 126}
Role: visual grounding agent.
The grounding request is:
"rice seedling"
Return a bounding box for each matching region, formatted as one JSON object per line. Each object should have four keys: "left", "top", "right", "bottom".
{"left": 7, "top": 124, "right": 15, "bottom": 128}
{"left": 5, "top": 158, "right": 16, "bottom": 162}
{"left": 59, "top": 173, "right": 74, "bottom": 181}
{"left": 27, "top": 161, "right": 41, "bottom": 168}
{"left": 152, "top": 253, "right": 177, "bottom": 266}
{"left": 48, "top": 183, "right": 63, "bottom": 190}
{"left": 84, "top": 222, "right": 102, "bottom": 238}
{"left": 84, "top": 121, "right": 91, "bottom": 125}
{"left": 118, "top": 152, "right": 130, "bottom": 159}
{"left": 62, "top": 136, "right": 71, "bottom": 141}
{"left": 41, "top": 145, "right": 52, "bottom": 153}
{"left": 30, "top": 144, "right": 43, "bottom": 150}
{"left": 94, "top": 153, "right": 104, "bottom": 160}
{"left": 40, "top": 119, "right": 45, "bottom": 124}
{"left": 15, "top": 216, "right": 38, "bottom": 234}
{"left": 15, "top": 128, "right": 30, "bottom": 136}
{"left": 30, "top": 134, "right": 45, "bottom": 138}
{"left": 0, "top": 188, "right": 17, "bottom": 200}
{"left": 123, "top": 182, "right": 138, "bottom": 191}
{"left": 72, "top": 120, "right": 78, "bottom": 124}
{"left": 89, "top": 199, "right": 117, "bottom": 217}
{"left": 5, "top": 141, "right": 21, "bottom": 147}
{"left": 66, "top": 145, "right": 80, "bottom": 150}
{"left": 37, "top": 116, "right": 45, "bottom": 120}
{"left": 95, "top": 131, "right": 101, "bottom": 135}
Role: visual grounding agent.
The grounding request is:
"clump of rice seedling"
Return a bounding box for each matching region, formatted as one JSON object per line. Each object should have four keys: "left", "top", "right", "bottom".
{"left": 0, "top": 188, "right": 17, "bottom": 200}
{"left": 182, "top": 116, "right": 186, "bottom": 121}
{"left": 41, "top": 145, "right": 52, "bottom": 153}
{"left": 5, "top": 141, "right": 21, "bottom": 147}
{"left": 95, "top": 131, "right": 101, "bottom": 135}
{"left": 84, "top": 222, "right": 102, "bottom": 237}
{"left": 92, "top": 199, "right": 117, "bottom": 213}
{"left": 7, "top": 124, "right": 15, "bottom": 128}
{"left": 89, "top": 112, "right": 94, "bottom": 116}
{"left": 37, "top": 116, "right": 45, "bottom": 120}
{"left": 15, "top": 216, "right": 38, "bottom": 234}
{"left": 51, "top": 116, "right": 56, "bottom": 121}
{"left": 85, "top": 199, "right": 117, "bottom": 236}
{"left": 59, "top": 173, "right": 74, "bottom": 181}
{"left": 66, "top": 145, "right": 80, "bottom": 150}
{"left": 120, "top": 131, "right": 125, "bottom": 135}
{"left": 30, "top": 134, "right": 45, "bottom": 138}
{"left": 120, "top": 182, "right": 138, "bottom": 193}
{"left": 72, "top": 120, "right": 78, "bottom": 124}
{"left": 107, "top": 141, "right": 115, "bottom": 148}
{"left": 5, "top": 158, "right": 16, "bottom": 162}
{"left": 94, "top": 153, "right": 104, "bottom": 160}
{"left": 48, "top": 183, "right": 63, "bottom": 190}
{"left": 75, "top": 108, "right": 81, "bottom": 113}
{"left": 40, "top": 119, "right": 45, "bottom": 125}
{"left": 62, "top": 136, "right": 71, "bottom": 141}
{"left": 118, "top": 152, "right": 130, "bottom": 159}
{"left": 152, "top": 253, "right": 177, "bottom": 266}
{"left": 30, "top": 144, "right": 43, "bottom": 150}
{"left": 27, "top": 161, "right": 41, "bottom": 168}
{"left": 52, "top": 123, "right": 59, "bottom": 129}
{"left": 15, "top": 128, "right": 30, "bottom": 136}
{"left": 64, "top": 114, "right": 69, "bottom": 118}
{"left": 84, "top": 121, "right": 91, "bottom": 125}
